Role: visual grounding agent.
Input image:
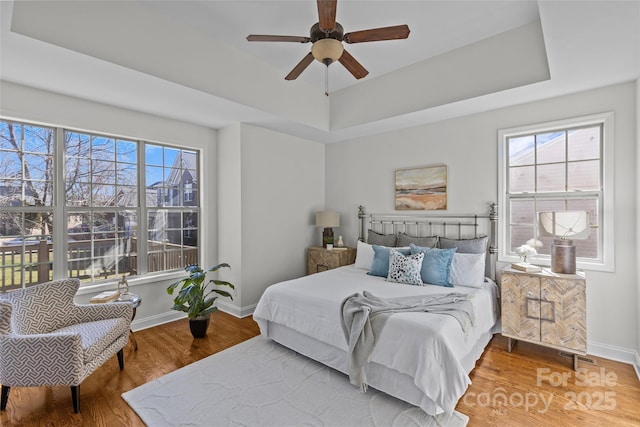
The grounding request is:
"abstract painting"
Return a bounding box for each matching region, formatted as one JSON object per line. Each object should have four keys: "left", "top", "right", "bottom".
{"left": 395, "top": 165, "right": 447, "bottom": 210}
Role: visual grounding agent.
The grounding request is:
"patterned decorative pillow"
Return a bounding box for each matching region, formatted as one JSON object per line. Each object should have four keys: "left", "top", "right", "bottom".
{"left": 368, "top": 245, "right": 411, "bottom": 278}
{"left": 387, "top": 250, "right": 424, "bottom": 286}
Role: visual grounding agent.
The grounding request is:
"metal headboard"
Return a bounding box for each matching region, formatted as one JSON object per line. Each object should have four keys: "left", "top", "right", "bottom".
{"left": 358, "top": 204, "right": 498, "bottom": 281}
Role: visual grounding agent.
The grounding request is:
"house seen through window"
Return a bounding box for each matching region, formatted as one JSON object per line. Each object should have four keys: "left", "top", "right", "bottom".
{"left": 498, "top": 113, "right": 613, "bottom": 271}
{"left": 0, "top": 119, "right": 200, "bottom": 290}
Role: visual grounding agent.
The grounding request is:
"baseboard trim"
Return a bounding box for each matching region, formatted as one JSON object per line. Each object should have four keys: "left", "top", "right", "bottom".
{"left": 588, "top": 340, "right": 639, "bottom": 371}
{"left": 217, "top": 301, "right": 256, "bottom": 318}
{"left": 131, "top": 310, "right": 185, "bottom": 332}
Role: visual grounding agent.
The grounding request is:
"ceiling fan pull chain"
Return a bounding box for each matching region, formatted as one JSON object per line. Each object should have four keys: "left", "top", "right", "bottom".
{"left": 325, "top": 65, "right": 329, "bottom": 96}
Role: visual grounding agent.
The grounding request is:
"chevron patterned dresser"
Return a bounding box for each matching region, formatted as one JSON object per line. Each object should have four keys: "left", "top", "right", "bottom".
{"left": 501, "top": 267, "right": 586, "bottom": 370}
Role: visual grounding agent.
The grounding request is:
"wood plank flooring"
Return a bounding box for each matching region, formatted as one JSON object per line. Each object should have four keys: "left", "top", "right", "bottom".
{"left": 1, "top": 311, "right": 638, "bottom": 426}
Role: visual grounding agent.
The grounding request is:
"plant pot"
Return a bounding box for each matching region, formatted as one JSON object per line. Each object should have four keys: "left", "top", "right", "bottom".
{"left": 189, "top": 314, "right": 210, "bottom": 338}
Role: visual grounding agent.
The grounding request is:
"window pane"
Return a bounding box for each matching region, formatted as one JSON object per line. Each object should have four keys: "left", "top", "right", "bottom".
{"left": 0, "top": 121, "right": 21, "bottom": 151}
{"left": 536, "top": 163, "right": 565, "bottom": 192}
{"left": 24, "top": 181, "right": 53, "bottom": 206}
{"left": 1, "top": 121, "right": 54, "bottom": 211}
{"left": 567, "top": 198, "right": 598, "bottom": 259}
{"left": 146, "top": 166, "right": 163, "bottom": 187}
{"left": 536, "top": 131, "right": 565, "bottom": 164}
{"left": 0, "top": 210, "right": 53, "bottom": 288}
{"left": 23, "top": 154, "right": 51, "bottom": 181}
{"left": 92, "top": 136, "right": 115, "bottom": 160}
{"left": 65, "top": 132, "right": 90, "bottom": 156}
{"left": 164, "top": 147, "right": 179, "bottom": 167}
{"left": 510, "top": 226, "right": 535, "bottom": 251}
{"left": 568, "top": 126, "right": 600, "bottom": 161}
{"left": 117, "top": 140, "right": 137, "bottom": 163}
{"left": 93, "top": 160, "right": 115, "bottom": 184}
{"left": 145, "top": 144, "right": 163, "bottom": 166}
{"left": 508, "top": 135, "right": 534, "bottom": 166}
{"left": 116, "top": 186, "right": 137, "bottom": 207}
{"left": 510, "top": 199, "right": 534, "bottom": 225}
{"left": 568, "top": 160, "right": 599, "bottom": 190}
{"left": 116, "top": 163, "right": 137, "bottom": 186}
{"left": 66, "top": 157, "right": 91, "bottom": 183}
{"left": 23, "top": 125, "right": 53, "bottom": 154}
{"left": 93, "top": 185, "right": 115, "bottom": 206}
{"left": 0, "top": 151, "right": 21, "bottom": 178}
{"left": 183, "top": 212, "right": 197, "bottom": 247}
{"left": 509, "top": 166, "right": 534, "bottom": 193}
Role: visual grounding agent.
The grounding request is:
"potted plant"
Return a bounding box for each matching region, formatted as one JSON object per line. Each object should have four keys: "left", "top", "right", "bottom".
{"left": 167, "top": 263, "right": 235, "bottom": 338}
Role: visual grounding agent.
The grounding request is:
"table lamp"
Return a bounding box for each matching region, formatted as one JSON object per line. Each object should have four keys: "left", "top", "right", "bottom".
{"left": 316, "top": 211, "right": 340, "bottom": 248}
{"left": 538, "top": 211, "right": 590, "bottom": 274}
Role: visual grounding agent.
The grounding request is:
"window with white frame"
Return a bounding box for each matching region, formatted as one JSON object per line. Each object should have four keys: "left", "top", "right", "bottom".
{"left": 498, "top": 112, "right": 614, "bottom": 271}
{"left": 0, "top": 118, "right": 201, "bottom": 290}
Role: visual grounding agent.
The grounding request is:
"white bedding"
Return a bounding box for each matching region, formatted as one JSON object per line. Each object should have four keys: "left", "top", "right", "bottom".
{"left": 253, "top": 265, "right": 499, "bottom": 415}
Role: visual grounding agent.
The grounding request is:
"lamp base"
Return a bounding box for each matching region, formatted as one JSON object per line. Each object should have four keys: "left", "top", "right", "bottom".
{"left": 551, "top": 239, "right": 576, "bottom": 274}
{"left": 322, "top": 227, "right": 334, "bottom": 248}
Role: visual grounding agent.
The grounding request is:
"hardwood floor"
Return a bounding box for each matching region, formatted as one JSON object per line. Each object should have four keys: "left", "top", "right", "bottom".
{"left": 1, "top": 312, "right": 638, "bottom": 426}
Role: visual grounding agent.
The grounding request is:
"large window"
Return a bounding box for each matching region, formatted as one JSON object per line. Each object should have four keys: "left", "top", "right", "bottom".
{"left": 498, "top": 113, "right": 614, "bottom": 271}
{"left": 0, "top": 119, "right": 200, "bottom": 290}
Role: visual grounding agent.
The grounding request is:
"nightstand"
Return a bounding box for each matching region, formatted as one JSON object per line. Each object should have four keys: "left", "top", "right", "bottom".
{"left": 307, "top": 247, "right": 356, "bottom": 275}
{"left": 501, "top": 267, "right": 586, "bottom": 369}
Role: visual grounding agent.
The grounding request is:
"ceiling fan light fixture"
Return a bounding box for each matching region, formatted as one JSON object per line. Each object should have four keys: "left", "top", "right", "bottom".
{"left": 311, "top": 38, "right": 344, "bottom": 64}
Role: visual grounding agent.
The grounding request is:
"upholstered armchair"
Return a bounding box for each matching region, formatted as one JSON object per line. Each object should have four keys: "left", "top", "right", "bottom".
{"left": 0, "top": 279, "right": 132, "bottom": 413}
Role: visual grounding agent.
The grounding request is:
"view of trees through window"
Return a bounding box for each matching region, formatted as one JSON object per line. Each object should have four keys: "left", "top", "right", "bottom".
{"left": 0, "top": 119, "right": 200, "bottom": 291}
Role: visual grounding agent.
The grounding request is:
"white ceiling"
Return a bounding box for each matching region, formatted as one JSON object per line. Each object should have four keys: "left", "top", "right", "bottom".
{"left": 1, "top": 1, "right": 638, "bottom": 143}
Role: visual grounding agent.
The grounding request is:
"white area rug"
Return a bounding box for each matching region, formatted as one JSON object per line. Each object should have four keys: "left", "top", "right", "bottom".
{"left": 122, "top": 336, "right": 469, "bottom": 427}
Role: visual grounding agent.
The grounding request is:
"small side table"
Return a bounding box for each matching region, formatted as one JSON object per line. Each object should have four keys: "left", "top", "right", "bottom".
{"left": 307, "top": 247, "right": 356, "bottom": 275}
{"left": 117, "top": 293, "right": 141, "bottom": 351}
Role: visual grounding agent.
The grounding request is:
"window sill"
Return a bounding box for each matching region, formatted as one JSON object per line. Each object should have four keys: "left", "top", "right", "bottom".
{"left": 75, "top": 270, "right": 187, "bottom": 296}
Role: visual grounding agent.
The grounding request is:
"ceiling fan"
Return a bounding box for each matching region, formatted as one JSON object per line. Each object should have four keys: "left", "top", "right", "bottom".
{"left": 246, "top": 0, "right": 410, "bottom": 84}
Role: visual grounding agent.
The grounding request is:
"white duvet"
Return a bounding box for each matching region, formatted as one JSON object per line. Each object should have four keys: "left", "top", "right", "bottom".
{"left": 253, "top": 265, "right": 499, "bottom": 414}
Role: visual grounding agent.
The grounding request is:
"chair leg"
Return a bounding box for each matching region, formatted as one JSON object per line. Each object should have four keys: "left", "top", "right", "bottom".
{"left": 1, "top": 385, "right": 10, "bottom": 410}
{"left": 117, "top": 348, "right": 124, "bottom": 370}
{"left": 71, "top": 385, "right": 80, "bottom": 413}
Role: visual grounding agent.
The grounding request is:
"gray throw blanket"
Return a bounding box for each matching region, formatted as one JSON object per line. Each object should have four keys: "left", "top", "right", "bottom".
{"left": 340, "top": 291, "right": 474, "bottom": 391}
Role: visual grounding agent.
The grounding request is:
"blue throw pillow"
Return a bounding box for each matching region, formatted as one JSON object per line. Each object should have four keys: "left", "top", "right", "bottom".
{"left": 410, "top": 243, "right": 457, "bottom": 287}
{"left": 368, "top": 245, "right": 411, "bottom": 278}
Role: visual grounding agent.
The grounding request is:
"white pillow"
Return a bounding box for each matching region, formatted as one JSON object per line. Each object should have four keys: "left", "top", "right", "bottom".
{"left": 354, "top": 240, "right": 375, "bottom": 270}
{"left": 450, "top": 252, "right": 485, "bottom": 288}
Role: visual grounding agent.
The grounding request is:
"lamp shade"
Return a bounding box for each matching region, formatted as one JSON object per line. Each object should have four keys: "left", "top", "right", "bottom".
{"left": 316, "top": 211, "right": 340, "bottom": 228}
{"left": 311, "top": 38, "right": 344, "bottom": 63}
{"left": 538, "top": 211, "right": 590, "bottom": 240}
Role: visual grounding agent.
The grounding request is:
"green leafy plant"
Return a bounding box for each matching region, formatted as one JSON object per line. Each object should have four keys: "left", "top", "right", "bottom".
{"left": 167, "top": 263, "right": 235, "bottom": 319}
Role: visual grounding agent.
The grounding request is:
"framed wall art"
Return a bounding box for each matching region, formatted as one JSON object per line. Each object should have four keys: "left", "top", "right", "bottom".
{"left": 395, "top": 165, "right": 447, "bottom": 210}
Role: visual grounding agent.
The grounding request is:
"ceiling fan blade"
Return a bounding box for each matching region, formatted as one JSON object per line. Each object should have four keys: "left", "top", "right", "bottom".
{"left": 338, "top": 50, "right": 369, "bottom": 79}
{"left": 343, "top": 24, "right": 410, "bottom": 44}
{"left": 247, "top": 35, "right": 311, "bottom": 43}
{"left": 317, "top": 0, "right": 337, "bottom": 31}
{"left": 285, "top": 52, "right": 315, "bottom": 80}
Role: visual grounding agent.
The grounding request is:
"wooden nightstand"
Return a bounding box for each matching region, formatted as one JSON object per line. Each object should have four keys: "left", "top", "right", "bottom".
{"left": 307, "top": 247, "right": 356, "bottom": 275}
{"left": 501, "top": 267, "right": 586, "bottom": 369}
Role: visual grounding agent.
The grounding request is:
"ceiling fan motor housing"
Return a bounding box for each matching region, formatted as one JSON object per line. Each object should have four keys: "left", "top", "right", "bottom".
{"left": 310, "top": 22, "right": 344, "bottom": 42}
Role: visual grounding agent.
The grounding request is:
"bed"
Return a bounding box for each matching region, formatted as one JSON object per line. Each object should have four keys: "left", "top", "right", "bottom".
{"left": 253, "top": 205, "right": 500, "bottom": 415}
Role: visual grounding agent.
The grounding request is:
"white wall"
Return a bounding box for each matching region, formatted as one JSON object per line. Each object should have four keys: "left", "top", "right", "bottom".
{"left": 326, "top": 81, "right": 638, "bottom": 364}
{"left": 636, "top": 78, "right": 640, "bottom": 375}
{"left": 0, "top": 81, "right": 218, "bottom": 330}
{"left": 218, "top": 123, "right": 325, "bottom": 316}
